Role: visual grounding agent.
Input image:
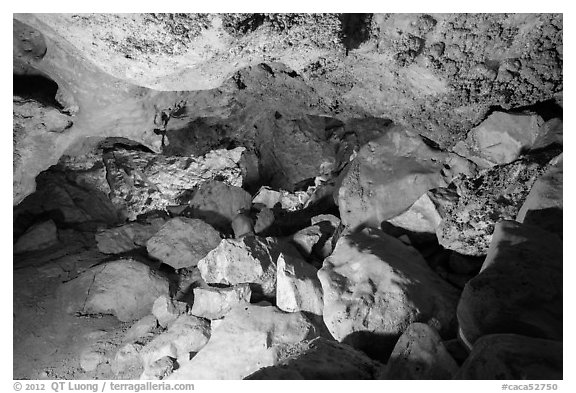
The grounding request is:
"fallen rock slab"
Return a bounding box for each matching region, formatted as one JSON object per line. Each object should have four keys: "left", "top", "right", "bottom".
{"left": 58, "top": 258, "right": 170, "bottom": 322}
{"left": 385, "top": 323, "right": 458, "bottom": 379}
{"left": 457, "top": 220, "right": 562, "bottom": 348}
{"left": 167, "top": 304, "right": 324, "bottom": 380}
{"left": 276, "top": 253, "right": 323, "bottom": 315}
{"left": 318, "top": 227, "right": 459, "bottom": 359}
{"left": 246, "top": 337, "right": 384, "bottom": 379}
{"left": 191, "top": 284, "right": 251, "bottom": 320}
{"left": 455, "top": 334, "right": 562, "bottom": 380}
{"left": 146, "top": 217, "right": 222, "bottom": 269}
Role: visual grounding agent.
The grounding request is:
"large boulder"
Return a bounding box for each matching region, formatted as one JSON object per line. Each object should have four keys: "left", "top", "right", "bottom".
{"left": 276, "top": 253, "right": 324, "bottom": 315}
{"left": 96, "top": 219, "right": 165, "bottom": 254}
{"left": 318, "top": 227, "right": 459, "bottom": 359}
{"left": 146, "top": 217, "right": 222, "bottom": 269}
{"left": 14, "top": 220, "right": 59, "bottom": 253}
{"left": 188, "top": 180, "right": 252, "bottom": 230}
{"left": 455, "top": 334, "right": 562, "bottom": 380}
{"left": 58, "top": 259, "right": 170, "bottom": 322}
{"left": 167, "top": 304, "right": 325, "bottom": 380}
{"left": 337, "top": 127, "right": 475, "bottom": 229}
{"left": 452, "top": 111, "right": 546, "bottom": 168}
{"left": 516, "top": 154, "right": 562, "bottom": 236}
{"left": 436, "top": 147, "right": 561, "bottom": 256}
{"left": 385, "top": 323, "right": 458, "bottom": 379}
{"left": 191, "top": 284, "right": 252, "bottom": 320}
{"left": 246, "top": 337, "right": 384, "bottom": 380}
{"left": 198, "top": 236, "right": 295, "bottom": 298}
{"left": 457, "top": 220, "right": 562, "bottom": 348}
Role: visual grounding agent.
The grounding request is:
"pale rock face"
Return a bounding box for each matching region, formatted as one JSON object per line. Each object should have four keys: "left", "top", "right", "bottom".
{"left": 385, "top": 323, "right": 459, "bottom": 379}
{"left": 140, "top": 314, "right": 211, "bottom": 377}
{"left": 457, "top": 220, "right": 562, "bottom": 348}
{"left": 167, "top": 304, "right": 324, "bottom": 380}
{"left": 318, "top": 227, "right": 459, "bottom": 359}
{"left": 14, "top": 220, "right": 59, "bottom": 253}
{"left": 455, "top": 334, "right": 563, "bottom": 380}
{"left": 246, "top": 337, "right": 384, "bottom": 380}
{"left": 386, "top": 192, "right": 442, "bottom": 235}
{"left": 276, "top": 253, "right": 323, "bottom": 315}
{"left": 198, "top": 236, "right": 294, "bottom": 298}
{"left": 252, "top": 186, "right": 311, "bottom": 211}
{"left": 112, "top": 343, "right": 144, "bottom": 376}
{"left": 57, "top": 258, "right": 170, "bottom": 322}
{"left": 453, "top": 111, "right": 546, "bottom": 168}
{"left": 146, "top": 217, "right": 222, "bottom": 270}
{"left": 337, "top": 127, "right": 475, "bottom": 230}
{"left": 191, "top": 284, "right": 252, "bottom": 320}
{"left": 123, "top": 315, "right": 158, "bottom": 343}
{"left": 151, "top": 296, "right": 189, "bottom": 328}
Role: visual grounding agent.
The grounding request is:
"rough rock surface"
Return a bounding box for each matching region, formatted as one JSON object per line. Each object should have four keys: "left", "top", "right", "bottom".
{"left": 123, "top": 315, "right": 158, "bottom": 343}
{"left": 385, "top": 323, "right": 458, "bottom": 379}
{"left": 14, "top": 220, "right": 59, "bottom": 253}
{"left": 198, "top": 236, "right": 295, "bottom": 298}
{"left": 457, "top": 220, "right": 562, "bottom": 348}
{"left": 436, "top": 147, "right": 561, "bottom": 255}
{"left": 516, "top": 153, "right": 562, "bottom": 236}
{"left": 252, "top": 186, "right": 311, "bottom": 212}
{"left": 112, "top": 343, "right": 143, "bottom": 376}
{"left": 140, "top": 314, "right": 211, "bottom": 375}
{"left": 167, "top": 304, "right": 324, "bottom": 380}
{"left": 58, "top": 259, "right": 170, "bottom": 322}
{"left": 151, "top": 296, "right": 189, "bottom": 328}
{"left": 386, "top": 192, "right": 442, "bottom": 235}
{"left": 276, "top": 253, "right": 324, "bottom": 315}
{"left": 453, "top": 111, "right": 546, "bottom": 168}
{"left": 188, "top": 181, "right": 253, "bottom": 230}
{"left": 318, "top": 227, "right": 459, "bottom": 359}
{"left": 337, "top": 127, "right": 475, "bottom": 229}
{"left": 246, "top": 337, "right": 384, "bottom": 379}
{"left": 191, "top": 284, "right": 252, "bottom": 320}
{"left": 104, "top": 147, "right": 245, "bottom": 221}
{"left": 146, "top": 217, "right": 222, "bottom": 269}
{"left": 96, "top": 219, "right": 165, "bottom": 254}
{"left": 455, "top": 334, "right": 562, "bottom": 380}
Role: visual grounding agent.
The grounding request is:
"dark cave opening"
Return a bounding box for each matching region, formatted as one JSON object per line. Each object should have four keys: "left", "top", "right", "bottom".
{"left": 13, "top": 73, "right": 63, "bottom": 109}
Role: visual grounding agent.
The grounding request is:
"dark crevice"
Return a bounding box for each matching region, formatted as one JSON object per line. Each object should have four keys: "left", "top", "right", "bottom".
{"left": 486, "top": 99, "right": 563, "bottom": 122}
{"left": 338, "top": 13, "right": 373, "bottom": 51}
{"left": 13, "top": 74, "right": 63, "bottom": 109}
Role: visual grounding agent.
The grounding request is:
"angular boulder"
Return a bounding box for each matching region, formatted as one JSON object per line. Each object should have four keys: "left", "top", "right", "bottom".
{"left": 337, "top": 127, "right": 475, "bottom": 229}
{"left": 191, "top": 284, "right": 252, "bottom": 320}
{"left": 167, "top": 304, "right": 324, "bottom": 380}
{"left": 146, "top": 217, "right": 222, "bottom": 269}
{"left": 385, "top": 323, "right": 458, "bottom": 379}
{"left": 14, "top": 220, "right": 59, "bottom": 253}
{"left": 276, "top": 253, "right": 323, "bottom": 315}
{"left": 58, "top": 258, "right": 170, "bottom": 322}
{"left": 455, "top": 334, "right": 562, "bottom": 380}
{"left": 318, "top": 227, "right": 459, "bottom": 359}
{"left": 96, "top": 219, "right": 165, "bottom": 254}
{"left": 386, "top": 192, "right": 442, "bottom": 235}
{"left": 457, "top": 220, "right": 562, "bottom": 348}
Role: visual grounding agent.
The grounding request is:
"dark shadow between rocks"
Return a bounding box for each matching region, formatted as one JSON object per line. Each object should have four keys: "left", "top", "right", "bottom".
{"left": 342, "top": 330, "right": 399, "bottom": 362}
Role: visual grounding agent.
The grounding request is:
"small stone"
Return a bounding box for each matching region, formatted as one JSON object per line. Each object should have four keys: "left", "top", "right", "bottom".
{"left": 14, "top": 220, "right": 58, "bottom": 253}
{"left": 152, "top": 296, "right": 188, "bottom": 328}
{"left": 124, "top": 315, "right": 158, "bottom": 343}
{"left": 191, "top": 284, "right": 251, "bottom": 320}
{"left": 231, "top": 211, "right": 254, "bottom": 238}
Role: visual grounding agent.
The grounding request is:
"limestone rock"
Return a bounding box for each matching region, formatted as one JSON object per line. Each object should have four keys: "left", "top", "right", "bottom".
{"left": 58, "top": 258, "right": 170, "bottom": 322}
{"left": 191, "top": 284, "right": 251, "bottom": 320}
{"left": 385, "top": 323, "right": 458, "bottom": 379}
{"left": 517, "top": 154, "right": 562, "bottom": 236}
{"left": 146, "top": 217, "right": 222, "bottom": 269}
{"left": 188, "top": 181, "right": 252, "bottom": 230}
{"left": 140, "top": 314, "right": 211, "bottom": 374}
{"left": 79, "top": 347, "right": 107, "bottom": 372}
{"left": 140, "top": 356, "right": 175, "bottom": 380}
{"left": 436, "top": 147, "right": 561, "bottom": 256}
{"left": 96, "top": 220, "right": 165, "bottom": 254}
{"left": 167, "top": 304, "right": 324, "bottom": 380}
{"left": 252, "top": 186, "right": 310, "bottom": 212}
{"left": 290, "top": 218, "right": 338, "bottom": 260}
{"left": 457, "top": 220, "right": 562, "bottom": 348}
{"left": 386, "top": 192, "right": 442, "bottom": 235}
{"left": 104, "top": 147, "right": 246, "bottom": 221}
{"left": 318, "top": 227, "right": 460, "bottom": 359}
{"left": 276, "top": 253, "right": 323, "bottom": 315}
{"left": 112, "top": 343, "right": 143, "bottom": 376}
{"left": 246, "top": 337, "right": 384, "bottom": 379}
{"left": 455, "top": 334, "right": 562, "bottom": 380}
{"left": 337, "top": 127, "right": 475, "bottom": 229}
{"left": 152, "top": 296, "right": 189, "bottom": 328}
{"left": 453, "top": 111, "right": 546, "bottom": 168}
{"left": 14, "top": 220, "right": 58, "bottom": 253}
{"left": 123, "top": 315, "right": 158, "bottom": 343}
{"left": 198, "top": 236, "right": 294, "bottom": 298}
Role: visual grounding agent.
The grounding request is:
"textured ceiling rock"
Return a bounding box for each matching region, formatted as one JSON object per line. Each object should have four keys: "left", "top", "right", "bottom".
{"left": 12, "top": 13, "right": 562, "bottom": 205}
